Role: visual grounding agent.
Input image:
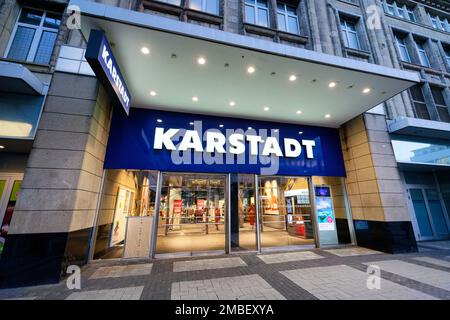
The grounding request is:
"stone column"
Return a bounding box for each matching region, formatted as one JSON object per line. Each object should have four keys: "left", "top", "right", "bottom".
{"left": 0, "top": 72, "right": 112, "bottom": 288}
{"left": 340, "top": 113, "right": 417, "bottom": 253}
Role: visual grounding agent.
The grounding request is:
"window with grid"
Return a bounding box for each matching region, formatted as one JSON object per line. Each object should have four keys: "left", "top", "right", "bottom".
{"left": 340, "top": 18, "right": 360, "bottom": 50}
{"left": 394, "top": 34, "right": 411, "bottom": 62}
{"left": 189, "top": 0, "right": 219, "bottom": 15}
{"left": 415, "top": 40, "right": 431, "bottom": 67}
{"left": 428, "top": 13, "right": 450, "bottom": 32}
{"left": 410, "top": 85, "right": 431, "bottom": 120}
{"left": 383, "top": 1, "right": 416, "bottom": 22}
{"left": 431, "top": 87, "right": 450, "bottom": 123}
{"left": 245, "top": 0, "right": 270, "bottom": 27}
{"left": 277, "top": 3, "right": 299, "bottom": 34}
{"left": 6, "top": 8, "right": 61, "bottom": 64}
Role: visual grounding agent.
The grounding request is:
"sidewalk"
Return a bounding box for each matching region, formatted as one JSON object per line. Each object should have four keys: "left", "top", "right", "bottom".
{"left": 1, "top": 243, "right": 449, "bottom": 300}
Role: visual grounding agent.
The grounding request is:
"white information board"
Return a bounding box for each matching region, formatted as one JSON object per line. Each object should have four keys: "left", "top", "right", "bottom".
{"left": 123, "top": 216, "right": 153, "bottom": 258}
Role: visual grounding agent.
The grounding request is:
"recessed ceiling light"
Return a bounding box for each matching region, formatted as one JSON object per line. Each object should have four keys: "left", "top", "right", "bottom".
{"left": 0, "top": 145, "right": 4, "bottom": 149}
{"left": 325, "top": 114, "right": 331, "bottom": 118}
{"left": 264, "top": 107, "right": 270, "bottom": 111}
{"left": 157, "top": 119, "right": 163, "bottom": 123}
{"left": 197, "top": 57, "right": 206, "bottom": 65}
{"left": 274, "top": 129, "right": 279, "bottom": 133}
{"left": 141, "top": 47, "right": 150, "bottom": 55}
{"left": 363, "top": 88, "right": 371, "bottom": 94}
{"left": 219, "top": 124, "right": 224, "bottom": 128}
{"left": 189, "top": 122, "right": 194, "bottom": 125}
{"left": 328, "top": 82, "right": 337, "bottom": 88}
{"left": 229, "top": 101, "right": 236, "bottom": 107}
{"left": 289, "top": 75, "right": 297, "bottom": 82}
{"left": 247, "top": 66, "right": 255, "bottom": 74}
{"left": 192, "top": 96, "right": 198, "bottom": 102}
{"left": 299, "top": 131, "right": 303, "bottom": 135}
{"left": 150, "top": 91, "right": 157, "bottom": 96}
{"left": 248, "top": 126, "right": 252, "bottom": 130}
{"left": 296, "top": 110, "right": 302, "bottom": 114}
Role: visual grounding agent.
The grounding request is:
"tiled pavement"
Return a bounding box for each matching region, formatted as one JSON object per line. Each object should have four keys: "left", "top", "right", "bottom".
{"left": 0, "top": 243, "right": 449, "bottom": 300}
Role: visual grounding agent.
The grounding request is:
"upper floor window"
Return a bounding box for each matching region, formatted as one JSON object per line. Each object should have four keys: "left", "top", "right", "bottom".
{"left": 189, "top": 0, "right": 219, "bottom": 15}
{"left": 428, "top": 13, "right": 450, "bottom": 32}
{"left": 158, "top": 0, "right": 182, "bottom": 5}
{"left": 277, "top": 3, "right": 299, "bottom": 34}
{"left": 431, "top": 86, "right": 450, "bottom": 123}
{"left": 245, "top": 0, "right": 269, "bottom": 27}
{"left": 444, "top": 46, "right": 450, "bottom": 67}
{"left": 415, "top": 40, "right": 430, "bottom": 68}
{"left": 394, "top": 34, "right": 411, "bottom": 62}
{"left": 340, "top": 18, "right": 360, "bottom": 50}
{"left": 409, "top": 85, "right": 430, "bottom": 120}
{"left": 5, "top": 8, "right": 61, "bottom": 65}
{"left": 383, "top": 1, "right": 416, "bottom": 22}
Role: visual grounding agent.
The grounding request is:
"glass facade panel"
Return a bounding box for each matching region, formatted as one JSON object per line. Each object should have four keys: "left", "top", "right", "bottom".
{"left": 7, "top": 26, "right": 35, "bottom": 61}
{"left": 33, "top": 31, "right": 57, "bottom": 64}
{"left": 409, "top": 189, "right": 433, "bottom": 237}
{"left": 18, "top": 8, "right": 42, "bottom": 25}
{"left": 93, "top": 170, "right": 158, "bottom": 259}
{"left": 156, "top": 173, "right": 226, "bottom": 254}
{"left": 392, "top": 140, "right": 450, "bottom": 166}
{"left": 425, "top": 189, "right": 449, "bottom": 236}
{"left": 258, "top": 176, "right": 314, "bottom": 248}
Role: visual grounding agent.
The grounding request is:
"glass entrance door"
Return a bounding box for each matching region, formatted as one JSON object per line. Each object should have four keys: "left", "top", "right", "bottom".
{"left": 408, "top": 188, "right": 450, "bottom": 240}
{"left": 156, "top": 173, "right": 226, "bottom": 255}
{"left": 258, "top": 176, "right": 315, "bottom": 249}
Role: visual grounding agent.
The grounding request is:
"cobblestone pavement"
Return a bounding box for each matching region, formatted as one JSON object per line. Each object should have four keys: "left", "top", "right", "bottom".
{"left": 0, "top": 243, "right": 449, "bottom": 300}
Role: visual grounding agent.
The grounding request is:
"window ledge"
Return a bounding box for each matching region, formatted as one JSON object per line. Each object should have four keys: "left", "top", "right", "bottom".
{"left": 278, "top": 31, "right": 308, "bottom": 45}
{"left": 344, "top": 47, "right": 371, "bottom": 59}
{"left": 385, "top": 13, "right": 450, "bottom": 36}
{"left": 142, "top": 0, "right": 183, "bottom": 15}
{"left": 185, "top": 9, "right": 223, "bottom": 25}
{"left": 400, "top": 61, "right": 442, "bottom": 75}
{"left": 243, "top": 22, "right": 277, "bottom": 38}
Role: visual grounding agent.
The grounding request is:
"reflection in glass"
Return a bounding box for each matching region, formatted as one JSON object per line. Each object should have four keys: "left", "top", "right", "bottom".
{"left": 156, "top": 173, "right": 226, "bottom": 254}
{"left": 258, "top": 176, "right": 314, "bottom": 248}
{"left": 392, "top": 140, "right": 450, "bottom": 166}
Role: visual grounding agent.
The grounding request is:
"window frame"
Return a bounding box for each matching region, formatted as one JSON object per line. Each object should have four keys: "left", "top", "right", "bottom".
{"left": 4, "top": 7, "right": 61, "bottom": 64}
{"left": 276, "top": 2, "right": 299, "bottom": 35}
{"left": 383, "top": 1, "right": 416, "bottom": 22}
{"left": 414, "top": 40, "right": 431, "bottom": 68}
{"left": 394, "top": 34, "right": 411, "bottom": 63}
{"left": 189, "top": 0, "right": 220, "bottom": 15}
{"left": 409, "top": 85, "right": 431, "bottom": 120}
{"left": 430, "top": 86, "right": 450, "bottom": 123}
{"left": 340, "top": 17, "right": 361, "bottom": 50}
{"left": 244, "top": 0, "right": 270, "bottom": 28}
{"left": 428, "top": 13, "right": 450, "bottom": 32}
{"left": 443, "top": 46, "right": 450, "bottom": 68}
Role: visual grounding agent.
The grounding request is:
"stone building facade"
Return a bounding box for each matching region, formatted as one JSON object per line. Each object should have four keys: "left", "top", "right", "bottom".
{"left": 0, "top": 0, "right": 449, "bottom": 287}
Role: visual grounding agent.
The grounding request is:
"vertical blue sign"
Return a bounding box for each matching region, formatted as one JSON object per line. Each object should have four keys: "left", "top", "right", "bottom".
{"left": 85, "top": 30, "right": 131, "bottom": 115}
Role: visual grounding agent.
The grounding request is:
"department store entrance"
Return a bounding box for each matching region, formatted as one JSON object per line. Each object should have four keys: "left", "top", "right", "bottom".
{"left": 155, "top": 172, "right": 227, "bottom": 255}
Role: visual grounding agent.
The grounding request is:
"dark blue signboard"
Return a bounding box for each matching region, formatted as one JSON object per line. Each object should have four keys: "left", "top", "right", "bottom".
{"left": 85, "top": 30, "right": 131, "bottom": 115}
{"left": 104, "top": 108, "right": 346, "bottom": 177}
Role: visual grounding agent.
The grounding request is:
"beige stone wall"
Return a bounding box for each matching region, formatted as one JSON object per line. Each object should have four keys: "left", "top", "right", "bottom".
{"left": 340, "top": 113, "right": 410, "bottom": 223}
{"left": 9, "top": 72, "right": 112, "bottom": 234}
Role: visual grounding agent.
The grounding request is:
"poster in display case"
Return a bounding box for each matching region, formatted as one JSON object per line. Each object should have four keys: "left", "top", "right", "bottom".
{"left": 110, "top": 187, "right": 134, "bottom": 246}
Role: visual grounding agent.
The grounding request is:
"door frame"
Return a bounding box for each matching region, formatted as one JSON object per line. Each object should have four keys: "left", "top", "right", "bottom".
{"left": 0, "top": 172, "right": 24, "bottom": 227}
{"left": 402, "top": 172, "right": 450, "bottom": 241}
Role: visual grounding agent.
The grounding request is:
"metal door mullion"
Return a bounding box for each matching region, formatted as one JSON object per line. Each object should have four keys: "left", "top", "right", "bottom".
{"left": 150, "top": 171, "right": 163, "bottom": 258}
{"left": 254, "top": 175, "right": 261, "bottom": 253}
{"left": 433, "top": 172, "right": 450, "bottom": 233}
{"left": 422, "top": 188, "right": 439, "bottom": 238}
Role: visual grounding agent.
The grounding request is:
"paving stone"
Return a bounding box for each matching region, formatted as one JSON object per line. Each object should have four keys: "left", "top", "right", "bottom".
{"left": 89, "top": 264, "right": 153, "bottom": 279}
{"left": 324, "top": 247, "right": 382, "bottom": 257}
{"left": 170, "top": 274, "right": 285, "bottom": 300}
{"left": 281, "top": 265, "right": 437, "bottom": 300}
{"left": 65, "top": 286, "right": 144, "bottom": 300}
{"left": 412, "top": 257, "right": 450, "bottom": 269}
{"left": 364, "top": 260, "right": 450, "bottom": 291}
{"left": 257, "top": 251, "right": 323, "bottom": 264}
{"left": 173, "top": 257, "right": 247, "bottom": 272}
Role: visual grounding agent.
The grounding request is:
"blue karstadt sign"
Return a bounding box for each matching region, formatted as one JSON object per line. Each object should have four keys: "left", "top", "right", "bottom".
{"left": 85, "top": 30, "right": 131, "bottom": 115}
{"left": 104, "top": 108, "right": 346, "bottom": 177}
